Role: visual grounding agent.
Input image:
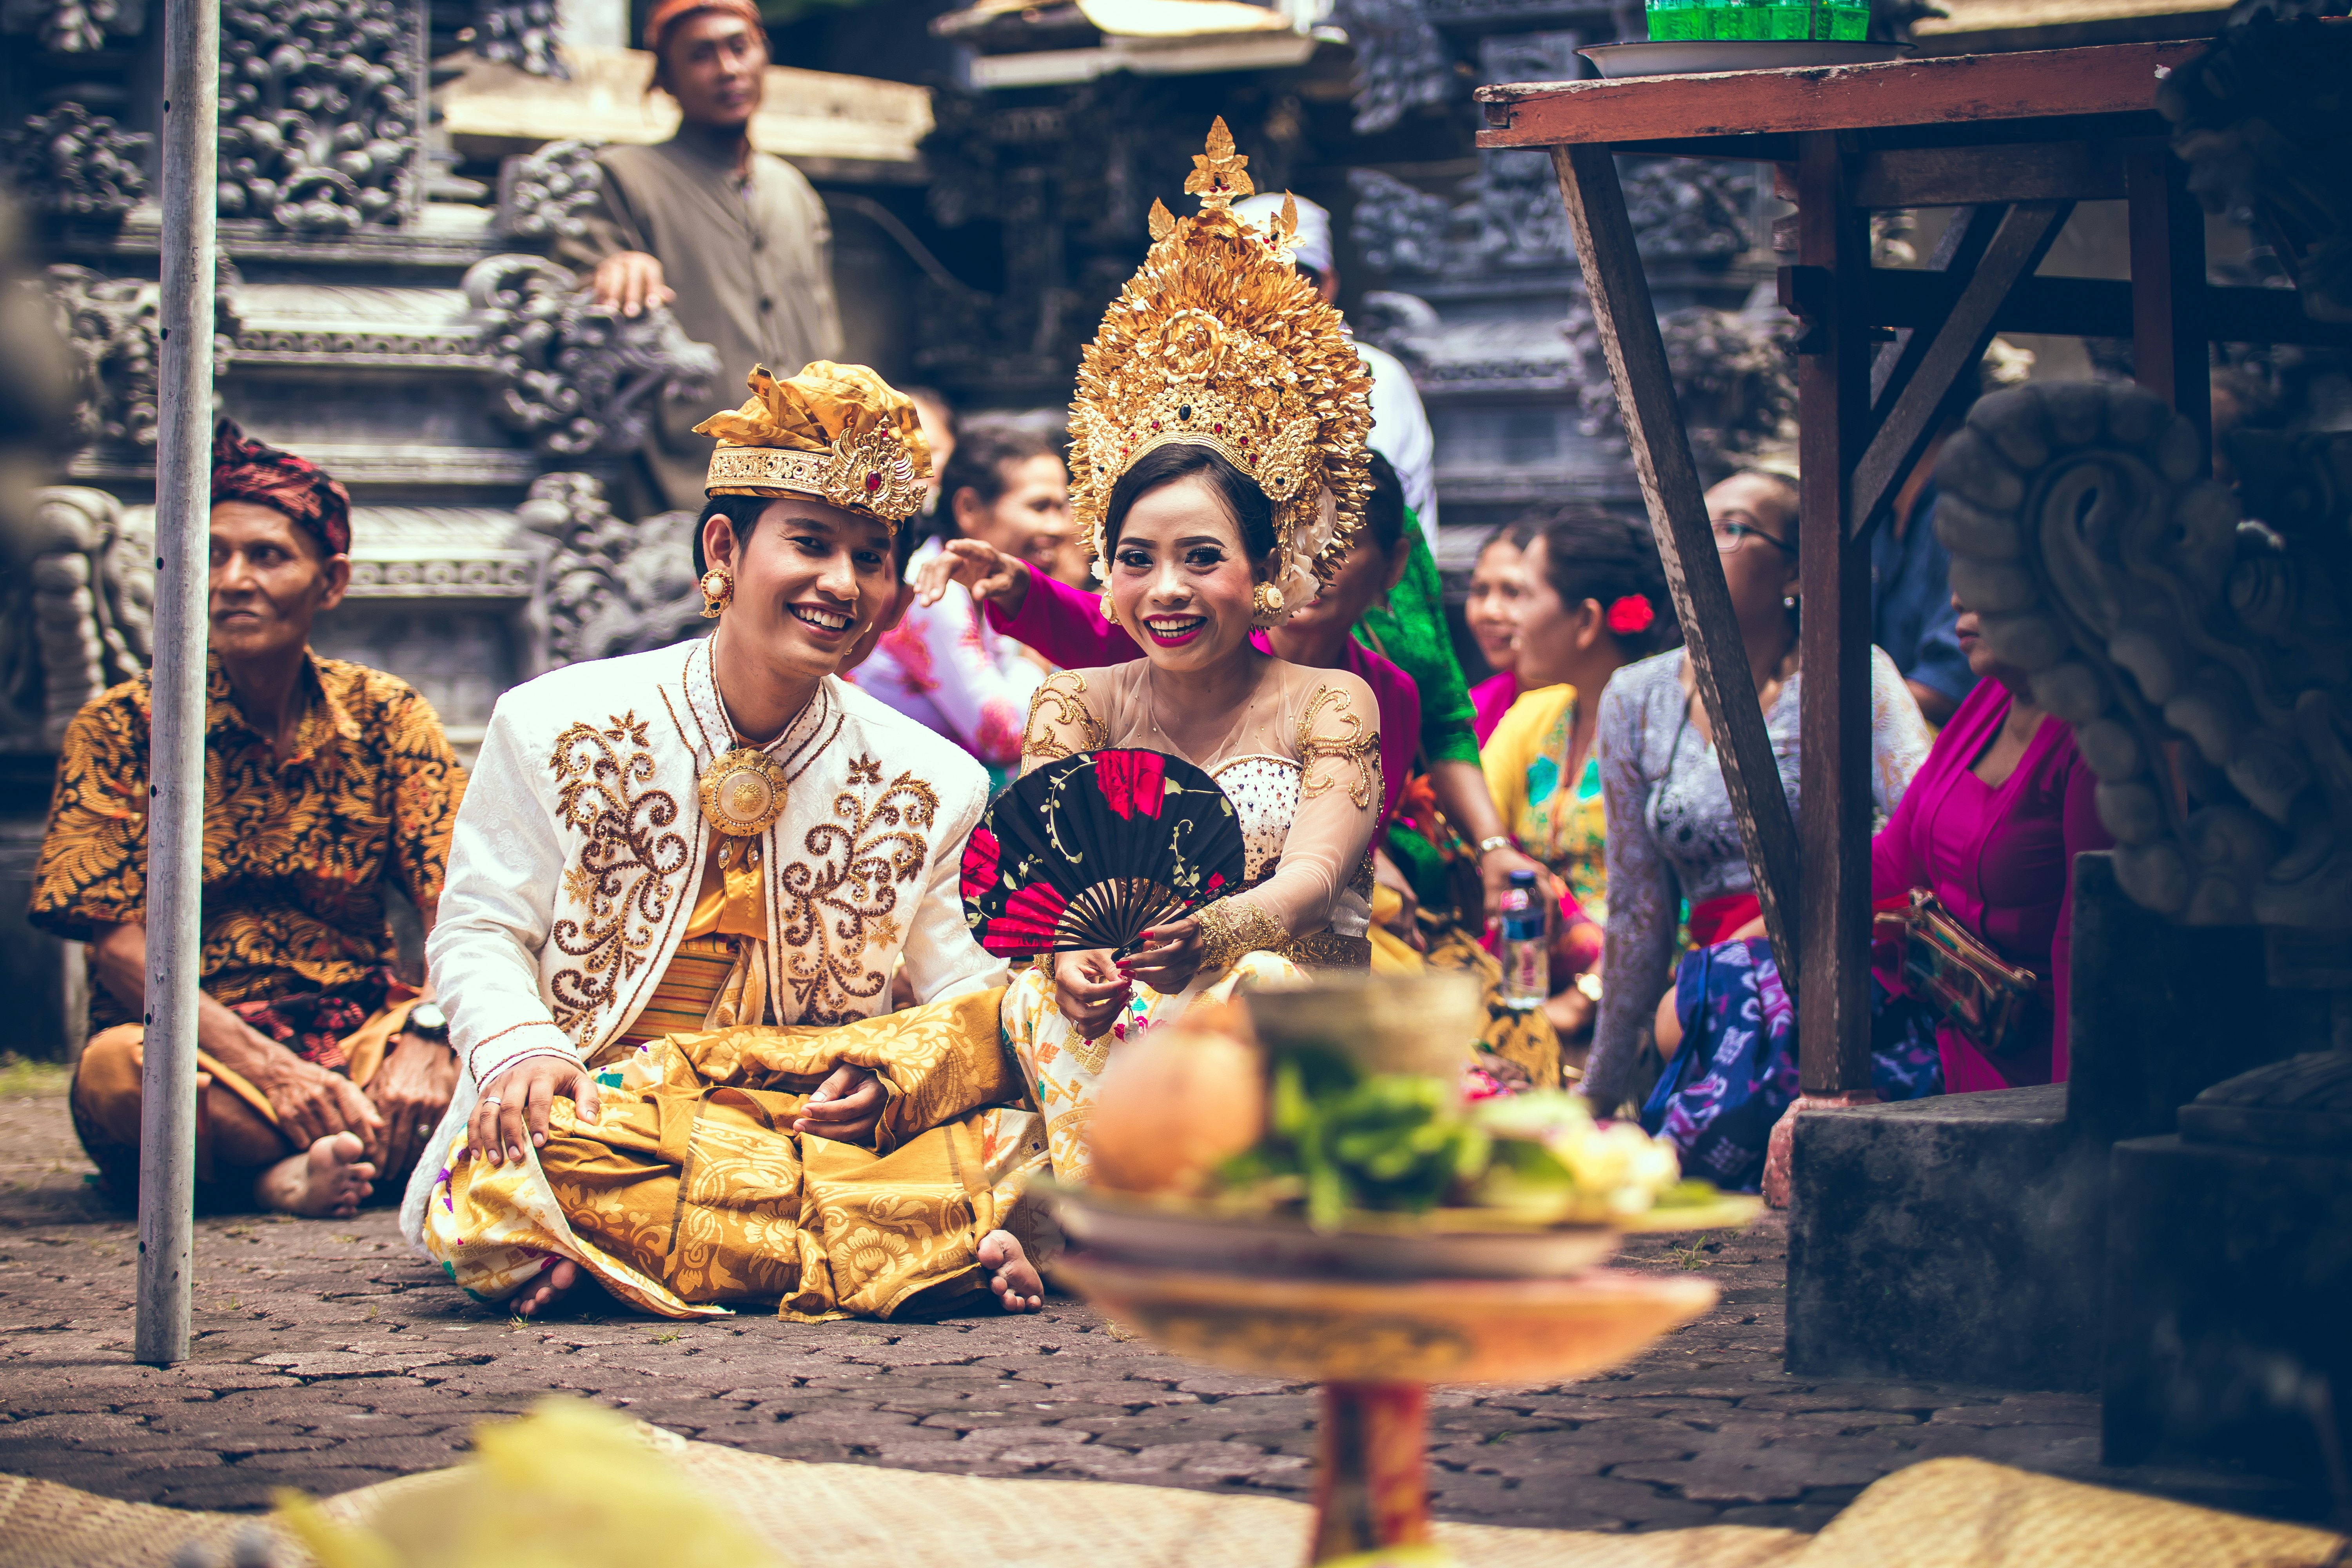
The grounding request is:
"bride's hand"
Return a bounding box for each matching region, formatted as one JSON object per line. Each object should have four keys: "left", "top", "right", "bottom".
{"left": 1120, "top": 917, "right": 1203, "bottom": 996}
{"left": 915, "top": 538, "right": 1031, "bottom": 613}
{"left": 1054, "top": 949, "right": 1131, "bottom": 1038}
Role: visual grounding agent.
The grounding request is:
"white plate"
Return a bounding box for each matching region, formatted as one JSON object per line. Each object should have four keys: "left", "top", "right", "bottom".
{"left": 1577, "top": 39, "right": 1912, "bottom": 78}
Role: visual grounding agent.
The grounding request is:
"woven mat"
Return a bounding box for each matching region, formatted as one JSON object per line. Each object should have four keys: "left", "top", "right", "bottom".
{"left": 1, "top": 1444, "right": 2343, "bottom": 1568}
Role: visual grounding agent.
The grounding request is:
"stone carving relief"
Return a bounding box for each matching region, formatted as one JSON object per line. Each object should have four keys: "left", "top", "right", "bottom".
{"left": 217, "top": 0, "right": 421, "bottom": 232}
{"left": 518, "top": 472, "right": 706, "bottom": 671}
{"left": 473, "top": 0, "right": 566, "bottom": 79}
{"left": 0, "top": 0, "right": 146, "bottom": 52}
{"left": 496, "top": 138, "right": 603, "bottom": 243}
{"left": 0, "top": 104, "right": 149, "bottom": 221}
{"left": 464, "top": 254, "right": 720, "bottom": 459}
{"left": 1351, "top": 155, "right": 1749, "bottom": 279}
{"left": 0, "top": 486, "right": 153, "bottom": 745}
{"left": 1327, "top": 0, "right": 1454, "bottom": 135}
{"left": 1935, "top": 378, "right": 2352, "bottom": 927}
{"left": 45, "top": 261, "right": 241, "bottom": 452}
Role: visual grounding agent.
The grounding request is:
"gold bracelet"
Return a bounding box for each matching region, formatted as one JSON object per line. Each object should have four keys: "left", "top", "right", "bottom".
{"left": 1195, "top": 897, "right": 1287, "bottom": 974}
{"left": 1475, "top": 835, "right": 1514, "bottom": 859}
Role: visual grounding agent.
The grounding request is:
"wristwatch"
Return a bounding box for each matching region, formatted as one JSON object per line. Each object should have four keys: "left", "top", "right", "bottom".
{"left": 1475, "top": 835, "right": 1514, "bottom": 859}
{"left": 405, "top": 1000, "right": 450, "bottom": 1044}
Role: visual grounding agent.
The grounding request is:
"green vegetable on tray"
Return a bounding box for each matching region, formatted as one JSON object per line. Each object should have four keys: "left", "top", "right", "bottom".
{"left": 1215, "top": 1049, "right": 1700, "bottom": 1232}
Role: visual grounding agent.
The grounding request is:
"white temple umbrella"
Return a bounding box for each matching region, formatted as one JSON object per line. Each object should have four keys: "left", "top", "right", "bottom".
{"left": 138, "top": 0, "right": 221, "bottom": 1367}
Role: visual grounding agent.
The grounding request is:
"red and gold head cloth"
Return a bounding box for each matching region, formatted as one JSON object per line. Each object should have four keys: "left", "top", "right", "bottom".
{"left": 643, "top": 0, "right": 766, "bottom": 54}
{"left": 211, "top": 419, "right": 352, "bottom": 557}
{"left": 692, "top": 361, "right": 932, "bottom": 529}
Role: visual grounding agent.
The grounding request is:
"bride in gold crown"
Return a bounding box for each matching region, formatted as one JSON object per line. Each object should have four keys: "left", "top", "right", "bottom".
{"left": 1001, "top": 122, "right": 1387, "bottom": 1183}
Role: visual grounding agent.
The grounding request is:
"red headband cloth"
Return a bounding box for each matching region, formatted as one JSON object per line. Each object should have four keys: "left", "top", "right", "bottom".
{"left": 210, "top": 419, "right": 352, "bottom": 558}
{"left": 643, "top": 0, "right": 767, "bottom": 56}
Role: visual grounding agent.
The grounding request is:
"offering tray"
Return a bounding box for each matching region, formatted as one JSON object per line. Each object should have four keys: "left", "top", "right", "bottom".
{"left": 1048, "top": 1188, "right": 1731, "bottom": 1564}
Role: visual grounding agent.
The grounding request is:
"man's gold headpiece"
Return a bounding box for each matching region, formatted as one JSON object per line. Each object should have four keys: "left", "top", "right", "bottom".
{"left": 1069, "top": 119, "right": 1375, "bottom": 624}
{"left": 694, "top": 360, "right": 931, "bottom": 528}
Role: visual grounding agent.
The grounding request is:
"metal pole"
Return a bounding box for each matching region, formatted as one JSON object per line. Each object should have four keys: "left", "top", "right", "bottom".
{"left": 137, "top": 0, "right": 220, "bottom": 1367}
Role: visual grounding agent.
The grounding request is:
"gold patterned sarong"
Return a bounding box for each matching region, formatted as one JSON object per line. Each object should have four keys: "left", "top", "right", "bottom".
{"left": 423, "top": 987, "right": 1047, "bottom": 1321}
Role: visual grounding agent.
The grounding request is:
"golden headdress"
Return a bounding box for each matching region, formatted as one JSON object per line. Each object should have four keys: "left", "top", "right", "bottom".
{"left": 1069, "top": 119, "right": 1375, "bottom": 624}
{"left": 693, "top": 361, "right": 931, "bottom": 527}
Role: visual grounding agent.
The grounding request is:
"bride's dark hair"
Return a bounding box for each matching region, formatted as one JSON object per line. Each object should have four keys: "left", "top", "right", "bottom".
{"left": 1103, "top": 445, "right": 1278, "bottom": 563}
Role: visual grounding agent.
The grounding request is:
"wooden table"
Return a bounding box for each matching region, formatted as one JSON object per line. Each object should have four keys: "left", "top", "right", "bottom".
{"left": 1475, "top": 41, "right": 2352, "bottom": 1094}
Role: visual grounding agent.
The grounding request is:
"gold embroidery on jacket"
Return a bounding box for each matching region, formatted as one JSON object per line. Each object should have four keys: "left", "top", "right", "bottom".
{"left": 777, "top": 756, "right": 938, "bottom": 1025}
{"left": 546, "top": 712, "right": 692, "bottom": 1036}
{"left": 1297, "top": 684, "right": 1381, "bottom": 811}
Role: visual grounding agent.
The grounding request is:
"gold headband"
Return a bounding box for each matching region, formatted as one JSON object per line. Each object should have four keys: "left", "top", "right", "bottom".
{"left": 694, "top": 361, "right": 931, "bottom": 527}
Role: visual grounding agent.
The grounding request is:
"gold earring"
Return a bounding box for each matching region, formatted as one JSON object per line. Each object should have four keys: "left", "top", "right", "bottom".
{"left": 1252, "top": 583, "right": 1283, "bottom": 619}
{"left": 700, "top": 564, "right": 734, "bottom": 618}
{"left": 1099, "top": 590, "right": 1116, "bottom": 622}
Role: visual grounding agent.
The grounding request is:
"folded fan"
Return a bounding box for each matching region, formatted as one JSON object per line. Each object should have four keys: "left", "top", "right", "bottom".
{"left": 961, "top": 750, "right": 1248, "bottom": 958}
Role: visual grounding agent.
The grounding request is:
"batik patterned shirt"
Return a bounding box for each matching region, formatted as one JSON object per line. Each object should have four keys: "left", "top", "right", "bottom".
{"left": 30, "top": 651, "right": 465, "bottom": 1028}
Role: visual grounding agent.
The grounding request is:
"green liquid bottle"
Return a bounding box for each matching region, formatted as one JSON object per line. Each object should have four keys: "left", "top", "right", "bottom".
{"left": 1702, "top": 0, "right": 1753, "bottom": 39}
{"left": 1830, "top": 0, "right": 1869, "bottom": 39}
{"left": 1644, "top": 0, "right": 1702, "bottom": 40}
{"left": 1762, "top": 2, "right": 1809, "bottom": 36}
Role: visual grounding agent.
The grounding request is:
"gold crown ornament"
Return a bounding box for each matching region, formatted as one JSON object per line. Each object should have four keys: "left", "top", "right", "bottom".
{"left": 694, "top": 360, "right": 931, "bottom": 526}
{"left": 1069, "top": 118, "right": 1375, "bottom": 627}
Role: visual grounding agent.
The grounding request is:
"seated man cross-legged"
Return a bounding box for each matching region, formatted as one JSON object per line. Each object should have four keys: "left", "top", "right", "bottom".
{"left": 34, "top": 423, "right": 468, "bottom": 1218}
{"left": 400, "top": 361, "right": 1047, "bottom": 1321}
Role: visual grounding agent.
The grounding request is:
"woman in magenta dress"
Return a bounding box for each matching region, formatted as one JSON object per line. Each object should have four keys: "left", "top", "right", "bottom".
{"left": 1869, "top": 594, "right": 2116, "bottom": 1089}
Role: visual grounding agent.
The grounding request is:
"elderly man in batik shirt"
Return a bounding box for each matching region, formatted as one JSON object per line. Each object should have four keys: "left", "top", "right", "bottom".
{"left": 401, "top": 361, "right": 1048, "bottom": 1323}
{"left": 32, "top": 423, "right": 466, "bottom": 1218}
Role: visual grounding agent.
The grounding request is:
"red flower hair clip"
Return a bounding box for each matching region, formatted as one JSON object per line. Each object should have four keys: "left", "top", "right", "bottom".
{"left": 1604, "top": 594, "right": 1655, "bottom": 635}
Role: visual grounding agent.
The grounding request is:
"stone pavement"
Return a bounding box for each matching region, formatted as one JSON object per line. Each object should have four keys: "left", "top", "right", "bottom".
{"left": 0, "top": 1068, "right": 2274, "bottom": 1533}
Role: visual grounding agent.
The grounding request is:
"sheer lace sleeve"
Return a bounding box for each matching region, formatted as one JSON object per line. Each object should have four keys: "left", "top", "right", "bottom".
{"left": 1198, "top": 669, "right": 1383, "bottom": 964}
{"left": 1018, "top": 668, "right": 1109, "bottom": 775}
{"left": 1868, "top": 646, "right": 1933, "bottom": 820}
{"left": 1586, "top": 667, "right": 1678, "bottom": 1112}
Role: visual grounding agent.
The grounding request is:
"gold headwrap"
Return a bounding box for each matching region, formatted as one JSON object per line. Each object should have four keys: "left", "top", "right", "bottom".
{"left": 1069, "top": 118, "right": 1375, "bottom": 624}
{"left": 693, "top": 361, "right": 931, "bottom": 527}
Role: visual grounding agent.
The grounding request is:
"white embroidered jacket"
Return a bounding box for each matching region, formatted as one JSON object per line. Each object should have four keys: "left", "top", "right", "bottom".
{"left": 398, "top": 637, "right": 1005, "bottom": 1246}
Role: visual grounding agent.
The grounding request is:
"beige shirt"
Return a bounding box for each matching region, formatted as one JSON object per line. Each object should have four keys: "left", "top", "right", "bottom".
{"left": 560, "top": 138, "right": 847, "bottom": 512}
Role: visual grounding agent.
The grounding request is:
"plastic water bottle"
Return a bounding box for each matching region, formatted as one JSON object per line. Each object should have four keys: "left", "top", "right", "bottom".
{"left": 1644, "top": 0, "right": 1702, "bottom": 40}
{"left": 1499, "top": 869, "right": 1549, "bottom": 1011}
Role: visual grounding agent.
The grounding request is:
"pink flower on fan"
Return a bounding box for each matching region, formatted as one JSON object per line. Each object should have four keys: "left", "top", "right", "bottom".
{"left": 983, "top": 881, "right": 1071, "bottom": 955}
{"left": 961, "top": 827, "right": 1002, "bottom": 903}
{"left": 1095, "top": 750, "right": 1166, "bottom": 819}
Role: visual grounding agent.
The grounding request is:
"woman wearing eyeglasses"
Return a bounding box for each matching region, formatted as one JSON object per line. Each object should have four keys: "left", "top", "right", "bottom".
{"left": 1583, "top": 470, "right": 1934, "bottom": 1190}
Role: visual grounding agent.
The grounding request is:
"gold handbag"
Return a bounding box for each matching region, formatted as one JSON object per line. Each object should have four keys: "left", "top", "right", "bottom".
{"left": 1874, "top": 888, "right": 2046, "bottom": 1056}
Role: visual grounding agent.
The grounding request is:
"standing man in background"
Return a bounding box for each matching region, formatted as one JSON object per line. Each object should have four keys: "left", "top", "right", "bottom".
{"left": 559, "top": 0, "right": 846, "bottom": 514}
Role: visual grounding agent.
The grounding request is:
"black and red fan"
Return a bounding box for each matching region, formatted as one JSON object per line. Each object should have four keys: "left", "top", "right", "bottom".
{"left": 961, "top": 750, "right": 1248, "bottom": 958}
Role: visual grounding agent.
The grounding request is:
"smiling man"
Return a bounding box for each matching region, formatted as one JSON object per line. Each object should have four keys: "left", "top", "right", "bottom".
{"left": 32, "top": 422, "right": 466, "bottom": 1218}
{"left": 555, "top": 0, "right": 845, "bottom": 515}
{"left": 402, "top": 362, "right": 1048, "bottom": 1325}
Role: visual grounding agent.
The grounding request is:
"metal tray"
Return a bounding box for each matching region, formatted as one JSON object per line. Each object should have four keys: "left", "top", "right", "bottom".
{"left": 1577, "top": 39, "right": 1912, "bottom": 78}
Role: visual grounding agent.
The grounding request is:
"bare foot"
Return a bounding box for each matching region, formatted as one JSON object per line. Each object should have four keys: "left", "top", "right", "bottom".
{"left": 978, "top": 1229, "right": 1043, "bottom": 1313}
{"left": 253, "top": 1132, "right": 377, "bottom": 1218}
{"left": 512, "top": 1256, "right": 603, "bottom": 1319}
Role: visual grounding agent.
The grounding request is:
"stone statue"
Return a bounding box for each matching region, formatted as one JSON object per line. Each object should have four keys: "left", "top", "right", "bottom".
{"left": 1935, "top": 377, "right": 2352, "bottom": 927}
{"left": 517, "top": 472, "right": 706, "bottom": 673}
{"left": 465, "top": 254, "right": 722, "bottom": 459}
{"left": 0, "top": 103, "right": 148, "bottom": 221}
{"left": 0, "top": 486, "right": 152, "bottom": 746}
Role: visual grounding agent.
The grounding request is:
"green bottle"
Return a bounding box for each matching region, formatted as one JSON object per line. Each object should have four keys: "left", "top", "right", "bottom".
{"left": 1762, "top": 2, "right": 1809, "bottom": 36}
{"left": 1644, "top": 0, "right": 1702, "bottom": 40}
{"left": 1830, "top": 0, "right": 1869, "bottom": 39}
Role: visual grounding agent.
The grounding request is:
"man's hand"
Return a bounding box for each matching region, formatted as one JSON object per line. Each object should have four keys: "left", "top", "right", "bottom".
{"left": 366, "top": 1029, "right": 459, "bottom": 1184}
{"left": 590, "top": 251, "right": 674, "bottom": 318}
{"left": 914, "top": 538, "right": 1031, "bottom": 615}
{"left": 1372, "top": 848, "right": 1428, "bottom": 953}
{"left": 1121, "top": 918, "right": 1202, "bottom": 996}
{"left": 793, "top": 1063, "right": 885, "bottom": 1145}
{"left": 1054, "top": 949, "right": 1131, "bottom": 1038}
{"left": 469, "top": 1056, "right": 602, "bottom": 1167}
{"left": 252, "top": 1047, "right": 386, "bottom": 1162}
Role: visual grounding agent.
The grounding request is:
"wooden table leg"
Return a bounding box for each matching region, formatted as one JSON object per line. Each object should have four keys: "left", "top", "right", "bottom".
{"left": 1310, "top": 1381, "right": 1432, "bottom": 1562}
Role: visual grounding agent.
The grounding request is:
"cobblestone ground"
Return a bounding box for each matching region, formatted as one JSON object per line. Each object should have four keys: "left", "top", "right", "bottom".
{"left": 0, "top": 1069, "right": 2270, "bottom": 1533}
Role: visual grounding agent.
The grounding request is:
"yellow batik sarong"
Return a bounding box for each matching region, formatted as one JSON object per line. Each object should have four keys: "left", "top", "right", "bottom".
{"left": 423, "top": 987, "right": 1049, "bottom": 1322}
